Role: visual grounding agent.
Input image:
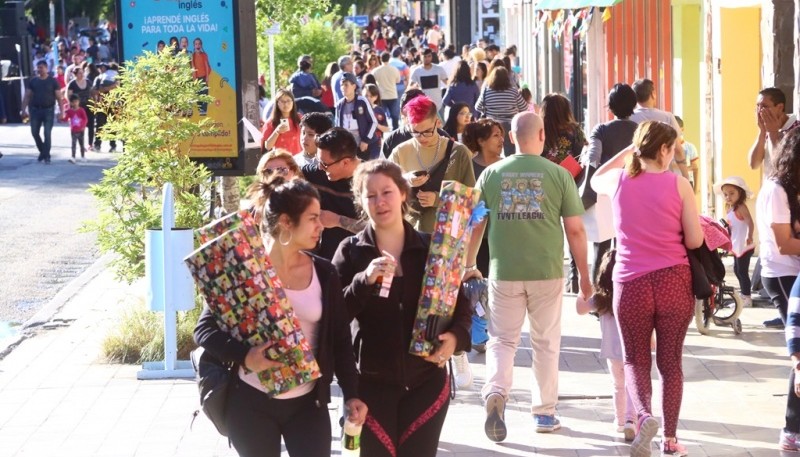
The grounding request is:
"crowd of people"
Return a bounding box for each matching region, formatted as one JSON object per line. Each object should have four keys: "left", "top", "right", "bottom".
{"left": 195, "top": 15, "right": 800, "bottom": 457}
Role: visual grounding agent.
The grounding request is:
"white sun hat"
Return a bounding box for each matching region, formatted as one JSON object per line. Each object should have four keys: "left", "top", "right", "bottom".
{"left": 713, "top": 176, "right": 753, "bottom": 199}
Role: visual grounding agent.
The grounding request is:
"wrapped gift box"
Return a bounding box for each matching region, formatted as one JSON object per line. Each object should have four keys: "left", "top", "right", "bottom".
{"left": 185, "top": 211, "right": 321, "bottom": 396}
{"left": 409, "top": 181, "right": 482, "bottom": 357}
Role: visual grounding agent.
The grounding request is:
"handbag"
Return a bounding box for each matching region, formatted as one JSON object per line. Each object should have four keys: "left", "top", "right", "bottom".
{"left": 687, "top": 248, "right": 712, "bottom": 299}
{"left": 190, "top": 347, "right": 236, "bottom": 437}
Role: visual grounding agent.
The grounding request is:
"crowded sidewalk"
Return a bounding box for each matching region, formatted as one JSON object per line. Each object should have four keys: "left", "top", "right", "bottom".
{"left": 0, "top": 254, "right": 789, "bottom": 457}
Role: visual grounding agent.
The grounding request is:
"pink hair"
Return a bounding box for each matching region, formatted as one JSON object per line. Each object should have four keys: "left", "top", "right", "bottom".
{"left": 403, "top": 96, "right": 437, "bottom": 124}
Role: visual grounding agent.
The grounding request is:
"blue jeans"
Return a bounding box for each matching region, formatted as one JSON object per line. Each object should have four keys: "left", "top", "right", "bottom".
{"left": 381, "top": 98, "right": 400, "bottom": 130}
{"left": 29, "top": 107, "right": 54, "bottom": 161}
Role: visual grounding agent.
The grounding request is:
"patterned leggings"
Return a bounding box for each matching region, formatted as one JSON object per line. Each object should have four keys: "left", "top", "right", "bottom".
{"left": 614, "top": 264, "right": 694, "bottom": 438}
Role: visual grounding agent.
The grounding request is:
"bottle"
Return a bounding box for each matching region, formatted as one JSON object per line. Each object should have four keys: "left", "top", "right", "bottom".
{"left": 341, "top": 417, "right": 362, "bottom": 456}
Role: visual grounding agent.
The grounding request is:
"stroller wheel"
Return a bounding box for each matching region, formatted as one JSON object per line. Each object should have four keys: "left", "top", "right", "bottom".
{"left": 733, "top": 319, "right": 743, "bottom": 335}
{"left": 694, "top": 298, "right": 711, "bottom": 335}
{"left": 713, "top": 287, "right": 741, "bottom": 323}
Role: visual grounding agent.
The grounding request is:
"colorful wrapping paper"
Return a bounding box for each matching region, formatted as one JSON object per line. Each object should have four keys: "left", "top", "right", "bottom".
{"left": 409, "top": 181, "right": 482, "bottom": 357}
{"left": 185, "top": 211, "right": 321, "bottom": 396}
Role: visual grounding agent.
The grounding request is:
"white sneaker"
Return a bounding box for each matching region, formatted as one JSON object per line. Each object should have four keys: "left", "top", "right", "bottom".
{"left": 739, "top": 293, "right": 752, "bottom": 307}
{"left": 452, "top": 352, "right": 473, "bottom": 389}
{"left": 81, "top": 157, "right": 87, "bottom": 163}
{"left": 68, "top": 157, "right": 76, "bottom": 164}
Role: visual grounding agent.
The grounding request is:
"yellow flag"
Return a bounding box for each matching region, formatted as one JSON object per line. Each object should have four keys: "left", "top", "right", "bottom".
{"left": 602, "top": 7, "right": 612, "bottom": 22}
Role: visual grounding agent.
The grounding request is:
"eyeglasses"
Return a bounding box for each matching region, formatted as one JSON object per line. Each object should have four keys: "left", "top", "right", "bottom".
{"left": 320, "top": 157, "right": 348, "bottom": 170}
{"left": 410, "top": 127, "right": 436, "bottom": 137}
{"left": 265, "top": 166, "right": 290, "bottom": 175}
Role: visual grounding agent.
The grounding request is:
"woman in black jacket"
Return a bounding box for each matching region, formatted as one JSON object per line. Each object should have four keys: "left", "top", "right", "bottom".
{"left": 194, "top": 176, "right": 367, "bottom": 457}
{"left": 332, "top": 159, "right": 472, "bottom": 457}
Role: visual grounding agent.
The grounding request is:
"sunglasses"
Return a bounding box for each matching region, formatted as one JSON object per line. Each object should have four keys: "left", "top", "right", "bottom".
{"left": 320, "top": 156, "right": 349, "bottom": 170}
{"left": 265, "top": 166, "right": 290, "bottom": 175}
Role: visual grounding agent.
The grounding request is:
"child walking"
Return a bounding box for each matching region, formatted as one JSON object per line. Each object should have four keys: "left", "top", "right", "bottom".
{"left": 63, "top": 94, "right": 88, "bottom": 164}
{"left": 576, "top": 249, "right": 636, "bottom": 442}
{"left": 714, "top": 177, "right": 755, "bottom": 306}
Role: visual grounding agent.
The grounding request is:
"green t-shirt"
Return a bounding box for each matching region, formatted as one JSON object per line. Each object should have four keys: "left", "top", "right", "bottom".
{"left": 476, "top": 154, "right": 584, "bottom": 281}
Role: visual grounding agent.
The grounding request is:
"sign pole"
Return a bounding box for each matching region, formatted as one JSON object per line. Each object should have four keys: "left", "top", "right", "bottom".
{"left": 352, "top": 4, "right": 357, "bottom": 50}
{"left": 269, "top": 34, "right": 276, "bottom": 98}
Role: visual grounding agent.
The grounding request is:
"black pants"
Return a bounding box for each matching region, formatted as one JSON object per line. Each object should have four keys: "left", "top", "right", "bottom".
{"left": 762, "top": 275, "right": 797, "bottom": 324}
{"left": 225, "top": 379, "right": 331, "bottom": 457}
{"left": 71, "top": 131, "right": 85, "bottom": 158}
{"left": 83, "top": 104, "right": 95, "bottom": 146}
{"left": 93, "top": 111, "right": 116, "bottom": 150}
{"left": 733, "top": 250, "right": 754, "bottom": 296}
{"left": 787, "top": 368, "right": 800, "bottom": 433}
{"left": 360, "top": 370, "right": 450, "bottom": 457}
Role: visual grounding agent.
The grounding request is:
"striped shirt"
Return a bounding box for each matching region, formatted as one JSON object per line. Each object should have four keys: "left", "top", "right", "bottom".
{"left": 786, "top": 276, "right": 800, "bottom": 355}
{"left": 475, "top": 88, "right": 528, "bottom": 123}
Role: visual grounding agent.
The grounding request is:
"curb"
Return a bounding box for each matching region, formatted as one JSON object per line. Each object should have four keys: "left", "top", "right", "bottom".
{"left": 0, "top": 253, "right": 111, "bottom": 359}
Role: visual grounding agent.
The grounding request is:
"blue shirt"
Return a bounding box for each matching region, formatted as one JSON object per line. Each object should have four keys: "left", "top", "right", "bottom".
{"left": 289, "top": 71, "right": 321, "bottom": 99}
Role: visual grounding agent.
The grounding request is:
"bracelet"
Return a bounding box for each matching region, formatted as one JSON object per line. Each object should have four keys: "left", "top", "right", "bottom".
{"left": 464, "top": 264, "right": 478, "bottom": 272}
{"left": 675, "top": 159, "right": 687, "bottom": 165}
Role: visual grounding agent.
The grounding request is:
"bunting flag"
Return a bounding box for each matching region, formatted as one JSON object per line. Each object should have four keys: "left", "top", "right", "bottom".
{"left": 602, "top": 7, "right": 612, "bottom": 22}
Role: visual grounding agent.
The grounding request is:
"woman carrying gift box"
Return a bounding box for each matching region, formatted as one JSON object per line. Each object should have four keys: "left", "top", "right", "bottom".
{"left": 194, "top": 176, "right": 367, "bottom": 457}
{"left": 332, "top": 159, "right": 473, "bottom": 457}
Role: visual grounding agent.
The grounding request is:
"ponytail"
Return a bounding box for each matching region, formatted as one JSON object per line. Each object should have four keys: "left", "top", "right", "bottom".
{"left": 626, "top": 155, "right": 643, "bottom": 178}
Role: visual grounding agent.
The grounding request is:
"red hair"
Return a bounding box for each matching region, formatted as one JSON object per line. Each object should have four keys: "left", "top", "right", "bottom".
{"left": 403, "top": 96, "right": 437, "bottom": 124}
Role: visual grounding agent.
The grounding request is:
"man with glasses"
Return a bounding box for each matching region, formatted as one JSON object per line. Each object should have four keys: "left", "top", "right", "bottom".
{"left": 381, "top": 89, "right": 450, "bottom": 158}
{"left": 301, "top": 127, "right": 365, "bottom": 260}
{"left": 295, "top": 112, "right": 333, "bottom": 169}
{"left": 388, "top": 95, "right": 474, "bottom": 233}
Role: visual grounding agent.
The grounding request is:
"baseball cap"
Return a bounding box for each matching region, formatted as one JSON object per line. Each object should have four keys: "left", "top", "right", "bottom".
{"left": 341, "top": 72, "right": 358, "bottom": 85}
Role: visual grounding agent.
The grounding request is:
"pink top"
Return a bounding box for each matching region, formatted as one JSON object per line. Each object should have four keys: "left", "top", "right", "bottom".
{"left": 612, "top": 171, "right": 688, "bottom": 282}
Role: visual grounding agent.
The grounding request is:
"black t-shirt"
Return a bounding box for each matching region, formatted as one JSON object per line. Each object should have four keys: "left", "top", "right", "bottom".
{"left": 68, "top": 79, "right": 92, "bottom": 107}
{"left": 28, "top": 76, "right": 60, "bottom": 108}
{"left": 302, "top": 163, "right": 360, "bottom": 261}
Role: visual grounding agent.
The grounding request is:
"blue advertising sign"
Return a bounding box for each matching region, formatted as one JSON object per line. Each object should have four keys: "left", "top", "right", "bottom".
{"left": 118, "top": 0, "right": 239, "bottom": 159}
{"left": 345, "top": 15, "right": 370, "bottom": 27}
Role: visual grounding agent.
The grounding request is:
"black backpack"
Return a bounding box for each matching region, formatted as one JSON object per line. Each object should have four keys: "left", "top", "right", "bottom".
{"left": 687, "top": 242, "right": 726, "bottom": 299}
{"left": 190, "top": 347, "right": 236, "bottom": 437}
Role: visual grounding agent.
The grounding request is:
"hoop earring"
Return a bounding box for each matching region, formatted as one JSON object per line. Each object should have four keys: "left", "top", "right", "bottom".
{"left": 278, "top": 229, "right": 293, "bottom": 246}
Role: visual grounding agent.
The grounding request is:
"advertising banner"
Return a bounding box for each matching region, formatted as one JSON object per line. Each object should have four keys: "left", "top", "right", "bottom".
{"left": 117, "top": 0, "right": 260, "bottom": 172}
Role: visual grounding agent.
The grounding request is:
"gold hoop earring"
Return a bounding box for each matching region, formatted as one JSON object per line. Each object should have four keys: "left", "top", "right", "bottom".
{"left": 278, "top": 229, "right": 293, "bottom": 246}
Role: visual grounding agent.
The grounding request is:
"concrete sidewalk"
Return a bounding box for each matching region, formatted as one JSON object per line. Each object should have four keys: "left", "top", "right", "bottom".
{"left": 0, "top": 260, "right": 791, "bottom": 457}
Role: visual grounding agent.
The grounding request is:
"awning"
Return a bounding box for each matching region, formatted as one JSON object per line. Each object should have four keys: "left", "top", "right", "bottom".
{"left": 534, "top": 0, "right": 622, "bottom": 10}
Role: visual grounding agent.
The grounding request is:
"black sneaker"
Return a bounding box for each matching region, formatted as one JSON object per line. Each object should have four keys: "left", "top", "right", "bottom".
{"left": 484, "top": 393, "right": 507, "bottom": 442}
{"left": 764, "top": 317, "right": 785, "bottom": 328}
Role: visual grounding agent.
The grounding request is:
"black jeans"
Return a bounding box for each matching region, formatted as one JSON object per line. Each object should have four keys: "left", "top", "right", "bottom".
{"left": 787, "top": 368, "right": 800, "bottom": 433}
{"left": 733, "top": 250, "right": 754, "bottom": 296}
{"left": 360, "top": 370, "right": 450, "bottom": 457}
{"left": 84, "top": 105, "right": 95, "bottom": 146}
{"left": 71, "top": 131, "right": 85, "bottom": 157}
{"left": 93, "top": 111, "right": 116, "bottom": 150}
{"left": 762, "top": 275, "right": 797, "bottom": 324}
{"left": 225, "top": 379, "right": 331, "bottom": 457}
{"left": 29, "top": 106, "right": 54, "bottom": 160}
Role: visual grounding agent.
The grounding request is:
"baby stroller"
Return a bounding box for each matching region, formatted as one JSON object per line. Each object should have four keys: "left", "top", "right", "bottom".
{"left": 693, "top": 216, "right": 744, "bottom": 335}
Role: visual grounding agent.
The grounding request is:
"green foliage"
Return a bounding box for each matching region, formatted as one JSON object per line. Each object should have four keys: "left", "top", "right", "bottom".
{"left": 256, "top": 13, "right": 350, "bottom": 97}
{"left": 330, "top": 0, "right": 388, "bottom": 21}
{"left": 84, "top": 50, "right": 213, "bottom": 283}
{"left": 255, "top": 0, "right": 331, "bottom": 32}
{"left": 101, "top": 296, "right": 201, "bottom": 364}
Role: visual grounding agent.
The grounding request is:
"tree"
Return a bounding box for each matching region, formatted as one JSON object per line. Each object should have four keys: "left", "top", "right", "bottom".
{"left": 84, "top": 49, "right": 213, "bottom": 283}
{"left": 256, "top": 13, "right": 350, "bottom": 97}
{"left": 254, "top": 0, "right": 330, "bottom": 30}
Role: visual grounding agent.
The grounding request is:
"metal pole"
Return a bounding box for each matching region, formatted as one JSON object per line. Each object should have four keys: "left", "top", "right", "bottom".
{"left": 49, "top": 2, "right": 55, "bottom": 40}
{"left": 352, "top": 4, "right": 357, "bottom": 50}
{"left": 60, "top": 0, "right": 66, "bottom": 38}
{"left": 269, "top": 34, "right": 276, "bottom": 98}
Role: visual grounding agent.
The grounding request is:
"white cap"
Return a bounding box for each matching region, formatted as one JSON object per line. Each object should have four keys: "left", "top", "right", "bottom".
{"left": 713, "top": 176, "right": 753, "bottom": 199}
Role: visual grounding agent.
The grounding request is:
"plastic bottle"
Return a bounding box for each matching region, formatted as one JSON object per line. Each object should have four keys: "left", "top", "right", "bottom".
{"left": 341, "top": 417, "right": 362, "bottom": 456}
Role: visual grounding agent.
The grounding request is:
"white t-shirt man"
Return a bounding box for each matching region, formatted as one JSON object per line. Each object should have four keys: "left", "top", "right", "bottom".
{"left": 756, "top": 179, "right": 800, "bottom": 278}
{"left": 763, "top": 113, "right": 798, "bottom": 177}
{"left": 410, "top": 64, "right": 448, "bottom": 110}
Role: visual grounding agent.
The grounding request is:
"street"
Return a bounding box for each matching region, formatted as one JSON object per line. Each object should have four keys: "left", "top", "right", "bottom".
{"left": 0, "top": 123, "right": 116, "bottom": 330}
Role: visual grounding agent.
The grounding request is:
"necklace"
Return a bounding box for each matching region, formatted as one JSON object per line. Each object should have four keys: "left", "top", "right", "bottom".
{"left": 415, "top": 136, "right": 442, "bottom": 172}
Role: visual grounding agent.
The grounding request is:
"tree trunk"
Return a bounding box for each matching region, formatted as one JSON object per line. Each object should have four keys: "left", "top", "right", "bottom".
{"left": 218, "top": 176, "right": 240, "bottom": 215}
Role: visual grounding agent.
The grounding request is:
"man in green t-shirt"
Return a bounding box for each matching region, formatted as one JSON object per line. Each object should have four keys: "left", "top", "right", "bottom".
{"left": 464, "top": 111, "right": 591, "bottom": 442}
